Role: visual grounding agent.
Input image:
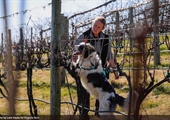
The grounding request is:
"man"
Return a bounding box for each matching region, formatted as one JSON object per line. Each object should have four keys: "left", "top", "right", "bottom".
{"left": 73, "top": 16, "right": 119, "bottom": 116}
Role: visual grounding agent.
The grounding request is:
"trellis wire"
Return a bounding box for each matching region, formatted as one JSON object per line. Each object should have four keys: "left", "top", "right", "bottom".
{"left": 0, "top": 0, "right": 170, "bottom": 117}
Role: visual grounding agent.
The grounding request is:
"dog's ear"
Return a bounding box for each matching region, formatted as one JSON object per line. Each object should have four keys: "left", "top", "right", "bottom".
{"left": 83, "top": 44, "right": 96, "bottom": 59}
{"left": 78, "top": 45, "right": 84, "bottom": 52}
{"left": 77, "top": 43, "right": 96, "bottom": 59}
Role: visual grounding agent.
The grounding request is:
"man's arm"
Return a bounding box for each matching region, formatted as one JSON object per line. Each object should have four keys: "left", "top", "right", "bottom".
{"left": 74, "top": 34, "right": 84, "bottom": 45}
{"left": 109, "top": 58, "right": 119, "bottom": 79}
{"left": 107, "top": 40, "right": 119, "bottom": 79}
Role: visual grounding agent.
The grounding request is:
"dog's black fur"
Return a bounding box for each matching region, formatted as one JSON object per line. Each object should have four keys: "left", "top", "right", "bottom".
{"left": 61, "top": 42, "right": 135, "bottom": 117}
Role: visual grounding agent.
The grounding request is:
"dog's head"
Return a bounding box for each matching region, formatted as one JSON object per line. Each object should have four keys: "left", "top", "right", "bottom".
{"left": 72, "top": 42, "right": 103, "bottom": 75}
{"left": 72, "top": 42, "right": 102, "bottom": 71}
{"left": 73, "top": 42, "right": 96, "bottom": 59}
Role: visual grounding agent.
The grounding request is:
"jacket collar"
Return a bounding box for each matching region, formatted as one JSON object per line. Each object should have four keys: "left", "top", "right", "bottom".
{"left": 89, "top": 28, "right": 105, "bottom": 39}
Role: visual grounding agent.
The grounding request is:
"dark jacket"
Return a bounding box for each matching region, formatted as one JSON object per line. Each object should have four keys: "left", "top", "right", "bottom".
{"left": 75, "top": 28, "right": 110, "bottom": 67}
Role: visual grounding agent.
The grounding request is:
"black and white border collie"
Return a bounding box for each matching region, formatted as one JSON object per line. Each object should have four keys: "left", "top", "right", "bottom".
{"left": 72, "top": 42, "right": 133, "bottom": 116}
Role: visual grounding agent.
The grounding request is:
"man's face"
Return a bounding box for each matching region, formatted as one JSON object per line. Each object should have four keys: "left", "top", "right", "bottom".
{"left": 92, "top": 20, "right": 104, "bottom": 36}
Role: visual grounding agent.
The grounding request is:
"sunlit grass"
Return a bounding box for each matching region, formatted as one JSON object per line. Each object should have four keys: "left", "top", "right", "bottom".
{"left": 0, "top": 35, "right": 170, "bottom": 115}
{"left": 144, "top": 101, "right": 159, "bottom": 109}
{"left": 153, "top": 85, "right": 170, "bottom": 95}
{"left": 0, "top": 68, "right": 170, "bottom": 116}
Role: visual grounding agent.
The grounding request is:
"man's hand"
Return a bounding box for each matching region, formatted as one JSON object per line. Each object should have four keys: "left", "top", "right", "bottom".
{"left": 109, "top": 59, "right": 119, "bottom": 79}
{"left": 114, "top": 71, "right": 119, "bottom": 79}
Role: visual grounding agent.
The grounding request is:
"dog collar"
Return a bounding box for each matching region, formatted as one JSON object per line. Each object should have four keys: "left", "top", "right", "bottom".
{"left": 77, "top": 62, "right": 99, "bottom": 71}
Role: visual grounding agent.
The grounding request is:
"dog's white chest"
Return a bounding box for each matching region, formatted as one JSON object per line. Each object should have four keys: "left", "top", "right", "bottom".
{"left": 80, "top": 76, "right": 101, "bottom": 98}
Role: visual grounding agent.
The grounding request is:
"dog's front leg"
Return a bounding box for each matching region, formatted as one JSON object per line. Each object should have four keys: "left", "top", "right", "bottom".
{"left": 98, "top": 96, "right": 112, "bottom": 115}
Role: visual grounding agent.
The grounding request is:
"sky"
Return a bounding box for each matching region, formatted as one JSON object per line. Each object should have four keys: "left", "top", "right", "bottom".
{"left": 0, "top": 0, "right": 149, "bottom": 44}
{"left": 0, "top": 0, "right": 111, "bottom": 33}
{"left": 0, "top": 0, "right": 149, "bottom": 33}
{"left": 0, "top": 0, "right": 144, "bottom": 39}
{"left": 0, "top": 0, "right": 148, "bottom": 33}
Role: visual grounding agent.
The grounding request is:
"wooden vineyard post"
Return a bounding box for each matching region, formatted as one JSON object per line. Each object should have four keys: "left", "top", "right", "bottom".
{"left": 153, "top": 0, "right": 160, "bottom": 65}
{"left": 50, "top": 0, "right": 62, "bottom": 117}
{"left": 7, "top": 29, "right": 17, "bottom": 115}
{"left": 129, "top": 7, "right": 134, "bottom": 52}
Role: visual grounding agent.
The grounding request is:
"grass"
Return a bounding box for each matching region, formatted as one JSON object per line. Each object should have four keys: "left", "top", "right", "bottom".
{"left": 144, "top": 101, "right": 159, "bottom": 109}
{"left": 0, "top": 67, "right": 169, "bottom": 116}
{"left": 0, "top": 36, "right": 170, "bottom": 117}
{"left": 153, "top": 85, "right": 170, "bottom": 95}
